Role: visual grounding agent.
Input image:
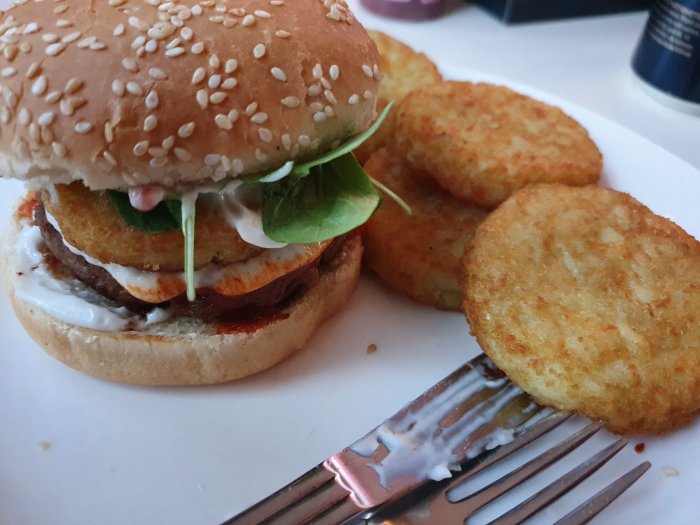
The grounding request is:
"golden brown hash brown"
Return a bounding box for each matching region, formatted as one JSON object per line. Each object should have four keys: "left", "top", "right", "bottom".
{"left": 354, "top": 31, "right": 442, "bottom": 165}
{"left": 393, "top": 82, "right": 603, "bottom": 208}
{"left": 43, "top": 183, "right": 261, "bottom": 271}
{"left": 464, "top": 184, "right": 700, "bottom": 434}
{"left": 363, "top": 148, "right": 488, "bottom": 310}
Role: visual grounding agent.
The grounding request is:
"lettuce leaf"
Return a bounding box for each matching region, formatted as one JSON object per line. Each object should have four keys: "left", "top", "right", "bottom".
{"left": 108, "top": 190, "right": 181, "bottom": 233}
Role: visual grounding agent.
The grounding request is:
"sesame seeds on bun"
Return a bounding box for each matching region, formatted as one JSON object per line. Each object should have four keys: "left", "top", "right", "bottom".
{"left": 0, "top": 0, "right": 381, "bottom": 190}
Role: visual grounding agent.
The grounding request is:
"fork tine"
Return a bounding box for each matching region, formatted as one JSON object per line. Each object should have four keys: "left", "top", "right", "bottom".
{"left": 450, "top": 421, "right": 605, "bottom": 517}
{"left": 553, "top": 461, "right": 651, "bottom": 525}
{"left": 486, "top": 438, "right": 628, "bottom": 525}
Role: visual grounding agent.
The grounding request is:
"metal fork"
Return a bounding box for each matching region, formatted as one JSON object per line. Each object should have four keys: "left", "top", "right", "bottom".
{"left": 366, "top": 415, "right": 651, "bottom": 525}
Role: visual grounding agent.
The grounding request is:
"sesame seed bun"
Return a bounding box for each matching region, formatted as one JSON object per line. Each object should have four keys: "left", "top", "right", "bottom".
{"left": 0, "top": 0, "right": 380, "bottom": 190}
{"left": 2, "top": 211, "right": 363, "bottom": 386}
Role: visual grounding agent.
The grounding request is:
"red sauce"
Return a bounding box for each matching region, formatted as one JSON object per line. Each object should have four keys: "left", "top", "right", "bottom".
{"left": 16, "top": 193, "right": 38, "bottom": 221}
{"left": 634, "top": 442, "right": 646, "bottom": 454}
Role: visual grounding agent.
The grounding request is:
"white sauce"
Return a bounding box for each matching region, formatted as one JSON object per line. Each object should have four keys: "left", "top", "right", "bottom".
{"left": 14, "top": 222, "right": 171, "bottom": 331}
{"left": 350, "top": 365, "right": 523, "bottom": 487}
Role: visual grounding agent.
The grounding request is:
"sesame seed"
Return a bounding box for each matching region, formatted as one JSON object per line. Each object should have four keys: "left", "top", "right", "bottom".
{"left": 37, "top": 111, "right": 55, "bottom": 127}
{"left": 1, "top": 67, "right": 16, "bottom": 77}
{"left": 313, "top": 112, "right": 327, "bottom": 123}
{"left": 255, "top": 9, "right": 272, "bottom": 18}
{"left": 3, "top": 46, "right": 18, "bottom": 61}
{"left": 270, "top": 0, "right": 285, "bottom": 5}
{"left": 245, "top": 102, "right": 258, "bottom": 116}
{"left": 373, "top": 64, "right": 380, "bottom": 78}
{"left": 122, "top": 57, "right": 138, "bottom": 72}
{"left": 225, "top": 58, "right": 238, "bottom": 74}
{"left": 103, "top": 151, "right": 117, "bottom": 166}
{"left": 138, "top": 115, "right": 158, "bottom": 136}
{"left": 174, "top": 147, "right": 191, "bottom": 161}
{"left": 145, "top": 91, "right": 159, "bottom": 110}
{"left": 62, "top": 31, "right": 81, "bottom": 44}
{"left": 180, "top": 27, "right": 193, "bottom": 41}
{"left": 45, "top": 91, "right": 62, "bottom": 104}
{"left": 270, "top": 67, "right": 287, "bottom": 81}
{"left": 232, "top": 158, "right": 244, "bottom": 173}
{"left": 109, "top": 0, "right": 126, "bottom": 5}
{"left": 53, "top": 4, "right": 68, "bottom": 14}
{"left": 133, "top": 140, "right": 149, "bottom": 157}
{"left": 65, "top": 78, "right": 83, "bottom": 94}
{"left": 22, "top": 22, "right": 39, "bottom": 35}
{"left": 145, "top": 39, "right": 158, "bottom": 53}
{"left": 3, "top": 88, "right": 17, "bottom": 108}
{"left": 309, "top": 102, "right": 323, "bottom": 112}
{"left": 191, "top": 42, "right": 204, "bottom": 54}
{"left": 148, "top": 147, "right": 167, "bottom": 158}
{"left": 192, "top": 4, "right": 202, "bottom": 15}
{"left": 196, "top": 89, "right": 208, "bottom": 109}
{"left": 52, "top": 142, "right": 66, "bottom": 158}
{"left": 320, "top": 77, "right": 332, "bottom": 89}
{"left": 26, "top": 62, "right": 40, "bottom": 79}
{"left": 363, "top": 90, "right": 373, "bottom": 100}
{"left": 18, "top": 107, "right": 30, "bottom": 126}
{"left": 75, "top": 121, "right": 93, "bottom": 134}
{"left": 228, "top": 109, "right": 239, "bottom": 122}
{"left": 221, "top": 155, "right": 232, "bottom": 171}
{"left": 223, "top": 17, "right": 236, "bottom": 28}
{"left": 241, "top": 14, "right": 255, "bottom": 26}
{"left": 28, "top": 123, "right": 40, "bottom": 145}
{"left": 150, "top": 157, "right": 168, "bottom": 168}
{"left": 132, "top": 35, "right": 147, "bottom": 49}
{"left": 215, "top": 114, "right": 232, "bottom": 130}
{"left": 205, "top": 154, "right": 221, "bottom": 166}
{"left": 255, "top": 149, "right": 268, "bottom": 161}
{"left": 42, "top": 34, "right": 59, "bottom": 43}
{"left": 312, "top": 64, "right": 323, "bottom": 79}
{"left": 329, "top": 64, "right": 339, "bottom": 80}
{"left": 282, "top": 133, "right": 292, "bottom": 150}
{"left": 128, "top": 16, "right": 149, "bottom": 32}
{"left": 56, "top": 19, "right": 73, "bottom": 29}
{"left": 104, "top": 122, "right": 114, "bottom": 143}
{"left": 165, "top": 47, "right": 185, "bottom": 57}
{"left": 250, "top": 112, "right": 268, "bottom": 124}
{"left": 0, "top": 108, "right": 9, "bottom": 124}
{"left": 162, "top": 136, "right": 175, "bottom": 149}
{"left": 281, "top": 96, "right": 300, "bottom": 108}
{"left": 112, "top": 79, "right": 125, "bottom": 97}
{"left": 210, "top": 15, "right": 224, "bottom": 23}
{"left": 178, "top": 122, "right": 195, "bottom": 137}
{"left": 348, "top": 93, "right": 359, "bottom": 105}
{"left": 253, "top": 43, "right": 265, "bottom": 59}
{"left": 209, "top": 92, "right": 227, "bottom": 104}
{"left": 221, "top": 78, "right": 237, "bottom": 90}
{"left": 31, "top": 75, "right": 47, "bottom": 96}
{"left": 324, "top": 105, "right": 335, "bottom": 117}
{"left": 208, "top": 74, "right": 221, "bottom": 89}
{"left": 166, "top": 36, "right": 182, "bottom": 50}
{"left": 275, "top": 30, "right": 290, "bottom": 38}
{"left": 209, "top": 53, "right": 221, "bottom": 70}
{"left": 113, "top": 24, "right": 125, "bottom": 36}
{"left": 362, "top": 65, "right": 373, "bottom": 78}
{"left": 126, "top": 82, "right": 143, "bottom": 96}
{"left": 19, "top": 42, "right": 32, "bottom": 54}
{"left": 324, "top": 90, "right": 337, "bottom": 105}
{"left": 308, "top": 84, "right": 321, "bottom": 96}
{"left": 258, "top": 128, "right": 273, "bottom": 142}
{"left": 41, "top": 127, "right": 55, "bottom": 144}
{"left": 149, "top": 67, "right": 167, "bottom": 80}
{"left": 45, "top": 43, "right": 66, "bottom": 56}
{"left": 77, "top": 36, "right": 96, "bottom": 48}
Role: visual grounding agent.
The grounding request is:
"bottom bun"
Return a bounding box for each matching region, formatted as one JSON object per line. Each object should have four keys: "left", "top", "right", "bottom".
{"left": 2, "top": 212, "right": 362, "bottom": 386}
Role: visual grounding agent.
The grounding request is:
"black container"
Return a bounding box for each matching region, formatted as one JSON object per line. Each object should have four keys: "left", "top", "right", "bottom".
{"left": 632, "top": 0, "right": 700, "bottom": 114}
{"left": 473, "top": 0, "right": 650, "bottom": 24}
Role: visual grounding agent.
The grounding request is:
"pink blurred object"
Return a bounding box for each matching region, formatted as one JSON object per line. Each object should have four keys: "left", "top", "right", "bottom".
{"left": 360, "top": 0, "right": 448, "bottom": 20}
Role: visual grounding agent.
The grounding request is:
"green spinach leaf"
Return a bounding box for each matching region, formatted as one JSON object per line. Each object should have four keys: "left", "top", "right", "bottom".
{"left": 262, "top": 153, "right": 380, "bottom": 243}
{"left": 108, "top": 190, "right": 182, "bottom": 233}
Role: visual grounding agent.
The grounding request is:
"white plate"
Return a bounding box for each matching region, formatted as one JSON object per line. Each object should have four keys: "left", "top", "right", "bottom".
{"left": 1, "top": 66, "right": 699, "bottom": 525}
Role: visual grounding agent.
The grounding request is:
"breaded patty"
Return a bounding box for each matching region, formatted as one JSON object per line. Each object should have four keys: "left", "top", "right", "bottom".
{"left": 363, "top": 148, "right": 488, "bottom": 310}
{"left": 43, "top": 183, "right": 261, "bottom": 271}
{"left": 354, "top": 31, "right": 442, "bottom": 165}
{"left": 464, "top": 184, "right": 700, "bottom": 434}
{"left": 393, "top": 82, "right": 602, "bottom": 208}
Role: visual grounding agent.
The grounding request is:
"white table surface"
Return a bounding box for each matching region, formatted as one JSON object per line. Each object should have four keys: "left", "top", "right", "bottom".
{"left": 348, "top": 0, "right": 700, "bottom": 170}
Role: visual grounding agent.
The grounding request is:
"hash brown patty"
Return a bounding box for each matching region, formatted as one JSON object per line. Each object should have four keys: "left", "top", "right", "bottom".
{"left": 464, "top": 184, "right": 700, "bottom": 434}
{"left": 393, "top": 82, "right": 603, "bottom": 208}
{"left": 363, "top": 148, "right": 487, "bottom": 310}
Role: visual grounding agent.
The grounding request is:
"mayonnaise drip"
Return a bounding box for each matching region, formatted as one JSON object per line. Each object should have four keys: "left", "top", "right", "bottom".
{"left": 14, "top": 222, "right": 171, "bottom": 331}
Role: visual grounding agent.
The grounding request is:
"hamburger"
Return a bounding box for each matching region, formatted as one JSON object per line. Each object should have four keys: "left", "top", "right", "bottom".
{"left": 0, "top": 0, "right": 389, "bottom": 385}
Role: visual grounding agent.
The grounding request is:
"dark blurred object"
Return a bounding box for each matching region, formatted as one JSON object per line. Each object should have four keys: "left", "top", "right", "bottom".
{"left": 360, "top": 0, "right": 449, "bottom": 20}
{"left": 632, "top": 0, "right": 700, "bottom": 114}
{"left": 474, "top": 0, "right": 651, "bottom": 23}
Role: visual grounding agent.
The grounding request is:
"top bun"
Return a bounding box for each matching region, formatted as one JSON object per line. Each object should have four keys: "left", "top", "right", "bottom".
{"left": 0, "top": 0, "right": 380, "bottom": 189}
